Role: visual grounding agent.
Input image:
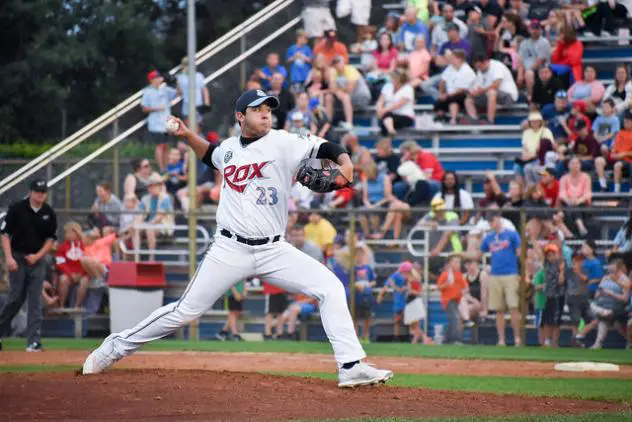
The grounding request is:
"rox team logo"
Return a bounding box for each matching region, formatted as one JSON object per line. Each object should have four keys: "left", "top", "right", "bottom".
{"left": 223, "top": 161, "right": 272, "bottom": 193}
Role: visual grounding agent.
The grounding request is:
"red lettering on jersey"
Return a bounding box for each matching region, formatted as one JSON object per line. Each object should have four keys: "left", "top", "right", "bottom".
{"left": 223, "top": 161, "right": 271, "bottom": 193}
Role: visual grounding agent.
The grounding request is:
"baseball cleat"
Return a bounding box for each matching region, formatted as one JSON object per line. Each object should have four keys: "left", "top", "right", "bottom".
{"left": 337, "top": 362, "right": 393, "bottom": 388}
{"left": 82, "top": 336, "right": 121, "bottom": 375}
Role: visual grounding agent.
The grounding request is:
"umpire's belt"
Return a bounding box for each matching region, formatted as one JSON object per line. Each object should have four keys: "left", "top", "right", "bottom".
{"left": 220, "top": 229, "right": 280, "bottom": 246}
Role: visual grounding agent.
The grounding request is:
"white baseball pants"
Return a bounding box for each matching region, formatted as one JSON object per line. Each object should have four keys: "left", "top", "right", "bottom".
{"left": 103, "top": 233, "right": 367, "bottom": 365}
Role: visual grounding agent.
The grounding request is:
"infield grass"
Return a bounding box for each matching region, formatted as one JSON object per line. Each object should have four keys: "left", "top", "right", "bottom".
{"left": 3, "top": 338, "right": 632, "bottom": 365}
{"left": 319, "top": 414, "right": 632, "bottom": 421}
{"left": 277, "top": 372, "right": 632, "bottom": 404}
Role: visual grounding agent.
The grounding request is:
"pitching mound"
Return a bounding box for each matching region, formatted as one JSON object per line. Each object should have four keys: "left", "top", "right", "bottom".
{"left": 0, "top": 370, "right": 624, "bottom": 421}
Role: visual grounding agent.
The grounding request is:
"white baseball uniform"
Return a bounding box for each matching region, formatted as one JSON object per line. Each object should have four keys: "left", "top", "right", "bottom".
{"left": 100, "top": 129, "right": 366, "bottom": 365}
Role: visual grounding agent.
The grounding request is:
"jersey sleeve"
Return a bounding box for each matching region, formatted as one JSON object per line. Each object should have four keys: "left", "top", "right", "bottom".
{"left": 286, "top": 131, "right": 326, "bottom": 170}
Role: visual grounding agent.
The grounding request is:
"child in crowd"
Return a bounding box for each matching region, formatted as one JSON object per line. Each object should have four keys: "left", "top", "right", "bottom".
{"left": 163, "top": 148, "right": 187, "bottom": 197}
{"left": 262, "top": 282, "right": 288, "bottom": 340}
{"left": 215, "top": 279, "right": 248, "bottom": 341}
{"left": 309, "top": 98, "right": 332, "bottom": 139}
{"left": 377, "top": 261, "right": 409, "bottom": 338}
{"left": 354, "top": 248, "right": 377, "bottom": 342}
{"left": 566, "top": 253, "right": 594, "bottom": 346}
{"left": 531, "top": 264, "right": 546, "bottom": 346}
{"left": 540, "top": 243, "right": 566, "bottom": 347}
{"left": 462, "top": 259, "right": 488, "bottom": 322}
{"left": 351, "top": 25, "right": 378, "bottom": 72}
{"left": 119, "top": 194, "right": 138, "bottom": 235}
{"left": 81, "top": 227, "right": 117, "bottom": 287}
{"left": 593, "top": 99, "right": 620, "bottom": 152}
{"left": 55, "top": 222, "right": 89, "bottom": 309}
{"left": 288, "top": 111, "right": 309, "bottom": 136}
{"left": 437, "top": 254, "right": 468, "bottom": 344}
{"left": 258, "top": 52, "right": 288, "bottom": 90}
{"left": 286, "top": 29, "right": 313, "bottom": 92}
{"left": 401, "top": 262, "right": 432, "bottom": 344}
{"left": 581, "top": 240, "right": 604, "bottom": 299}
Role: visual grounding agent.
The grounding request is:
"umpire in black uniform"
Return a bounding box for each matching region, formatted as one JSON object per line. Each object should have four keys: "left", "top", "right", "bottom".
{"left": 0, "top": 179, "right": 57, "bottom": 351}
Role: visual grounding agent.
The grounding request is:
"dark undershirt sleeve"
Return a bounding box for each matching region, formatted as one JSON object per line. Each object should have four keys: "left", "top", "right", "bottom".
{"left": 315, "top": 142, "right": 348, "bottom": 162}
{"left": 201, "top": 144, "right": 217, "bottom": 169}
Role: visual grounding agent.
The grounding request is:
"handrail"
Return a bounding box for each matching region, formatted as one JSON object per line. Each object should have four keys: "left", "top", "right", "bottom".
{"left": 0, "top": 0, "right": 296, "bottom": 195}
{"left": 0, "top": 16, "right": 302, "bottom": 221}
{"left": 123, "top": 223, "right": 212, "bottom": 262}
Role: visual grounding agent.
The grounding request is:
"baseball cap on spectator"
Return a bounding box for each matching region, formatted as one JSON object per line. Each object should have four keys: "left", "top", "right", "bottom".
{"left": 291, "top": 111, "right": 304, "bottom": 121}
{"left": 147, "top": 174, "right": 163, "bottom": 186}
{"left": 529, "top": 20, "right": 542, "bottom": 30}
{"left": 234, "top": 89, "right": 280, "bottom": 113}
{"left": 472, "top": 6, "right": 482, "bottom": 15}
{"left": 528, "top": 111, "right": 543, "bottom": 122}
{"left": 555, "top": 90, "right": 568, "bottom": 99}
{"left": 398, "top": 261, "right": 414, "bottom": 273}
{"left": 572, "top": 101, "right": 587, "bottom": 113}
{"left": 147, "top": 70, "right": 161, "bottom": 82}
{"left": 447, "top": 23, "right": 460, "bottom": 33}
{"left": 387, "top": 11, "right": 400, "bottom": 19}
{"left": 29, "top": 179, "right": 48, "bottom": 193}
{"left": 431, "top": 197, "right": 446, "bottom": 211}
{"left": 206, "top": 131, "right": 220, "bottom": 144}
{"left": 544, "top": 243, "right": 559, "bottom": 254}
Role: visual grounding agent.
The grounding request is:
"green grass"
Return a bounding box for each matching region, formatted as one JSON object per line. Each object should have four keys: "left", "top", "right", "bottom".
{"left": 277, "top": 372, "right": 632, "bottom": 404}
{"left": 311, "top": 414, "right": 632, "bottom": 422}
{"left": 0, "top": 364, "right": 78, "bottom": 373}
{"left": 4, "top": 338, "right": 632, "bottom": 365}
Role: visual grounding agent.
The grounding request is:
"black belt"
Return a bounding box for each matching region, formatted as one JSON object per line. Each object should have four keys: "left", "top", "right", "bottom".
{"left": 220, "top": 229, "right": 280, "bottom": 246}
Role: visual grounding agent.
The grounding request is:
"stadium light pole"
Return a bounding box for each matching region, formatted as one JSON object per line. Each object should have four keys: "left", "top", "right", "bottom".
{"left": 187, "top": 0, "right": 200, "bottom": 342}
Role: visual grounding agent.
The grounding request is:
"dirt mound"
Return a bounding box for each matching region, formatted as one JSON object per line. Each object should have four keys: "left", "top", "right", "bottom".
{"left": 0, "top": 370, "right": 625, "bottom": 421}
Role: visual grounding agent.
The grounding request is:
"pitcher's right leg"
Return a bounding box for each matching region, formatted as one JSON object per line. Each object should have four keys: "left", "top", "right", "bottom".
{"left": 83, "top": 237, "right": 253, "bottom": 374}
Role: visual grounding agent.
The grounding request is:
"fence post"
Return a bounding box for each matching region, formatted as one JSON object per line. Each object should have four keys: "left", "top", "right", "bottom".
{"left": 239, "top": 33, "right": 247, "bottom": 89}
{"left": 423, "top": 224, "right": 430, "bottom": 334}
{"left": 348, "top": 210, "right": 357, "bottom": 326}
{"left": 519, "top": 208, "right": 528, "bottom": 346}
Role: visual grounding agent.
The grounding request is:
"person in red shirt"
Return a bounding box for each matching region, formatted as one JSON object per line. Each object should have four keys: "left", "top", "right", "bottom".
{"left": 313, "top": 30, "right": 349, "bottom": 65}
{"left": 551, "top": 26, "right": 583, "bottom": 84}
{"left": 400, "top": 140, "right": 445, "bottom": 193}
{"left": 437, "top": 254, "right": 468, "bottom": 344}
{"left": 262, "top": 281, "right": 287, "bottom": 340}
{"left": 539, "top": 167, "right": 560, "bottom": 207}
{"left": 55, "top": 221, "right": 89, "bottom": 309}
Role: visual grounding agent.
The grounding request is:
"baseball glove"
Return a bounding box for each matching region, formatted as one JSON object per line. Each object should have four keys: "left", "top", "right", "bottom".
{"left": 296, "top": 162, "right": 352, "bottom": 193}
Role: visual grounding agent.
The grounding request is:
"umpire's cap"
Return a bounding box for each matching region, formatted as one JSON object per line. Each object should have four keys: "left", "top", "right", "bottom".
{"left": 235, "top": 89, "right": 280, "bottom": 114}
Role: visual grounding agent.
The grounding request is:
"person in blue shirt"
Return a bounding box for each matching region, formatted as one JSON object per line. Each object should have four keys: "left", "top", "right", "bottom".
{"left": 480, "top": 213, "right": 522, "bottom": 346}
{"left": 438, "top": 24, "right": 472, "bottom": 61}
{"left": 541, "top": 90, "right": 572, "bottom": 142}
{"left": 141, "top": 70, "right": 178, "bottom": 172}
{"left": 258, "top": 52, "right": 288, "bottom": 90}
{"left": 398, "top": 6, "right": 430, "bottom": 53}
{"left": 286, "top": 29, "right": 313, "bottom": 91}
{"left": 176, "top": 57, "right": 211, "bottom": 127}
{"left": 581, "top": 239, "right": 604, "bottom": 298}
{"left": 354, "top": 248, "right": 376, "bottom": 342}
{"left": 377, "top": 262, "right": 409, "bottom": 338}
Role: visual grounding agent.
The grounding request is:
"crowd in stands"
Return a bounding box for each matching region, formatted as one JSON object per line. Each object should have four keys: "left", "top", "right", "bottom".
{"left": 6, "top": 0, "right": 632, "bottom": 349}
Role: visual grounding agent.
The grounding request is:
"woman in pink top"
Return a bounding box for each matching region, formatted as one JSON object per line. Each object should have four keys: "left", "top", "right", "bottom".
{"left": 372, "top": 32, "right": 398, "bottom": 73}
{"left": 567, "top": 66, "right": 605, "bottom": 111}
{"left": 406, "top": 36, "right": 431, "bottom": 89}
{"left": 558, "top": 157, "right": 591, "bottom": 236}
{"left": 80, "top": 228, "right": 118, "bottom": 282}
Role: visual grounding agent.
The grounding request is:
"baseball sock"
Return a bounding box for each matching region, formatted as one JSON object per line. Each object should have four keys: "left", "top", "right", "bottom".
{"left": 342, "top": 361, "right": 359, "bottom": 369}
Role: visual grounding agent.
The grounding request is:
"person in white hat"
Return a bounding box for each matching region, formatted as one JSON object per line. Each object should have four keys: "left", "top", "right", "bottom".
{"left": 515, "top": 111, "right": 554, "bottom": 185}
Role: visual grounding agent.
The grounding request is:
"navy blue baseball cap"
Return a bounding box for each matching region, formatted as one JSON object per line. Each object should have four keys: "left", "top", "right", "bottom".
{"left": 234, "top": 89, "right": 280, "bottom": 114}
{"left": 29, "top": 179, "right": 48, "bottom": 193}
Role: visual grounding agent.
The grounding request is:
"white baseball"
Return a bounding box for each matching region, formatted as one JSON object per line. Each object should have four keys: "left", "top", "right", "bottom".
{"left": 165, "top": 117, "right": 180, "bottom": 134}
